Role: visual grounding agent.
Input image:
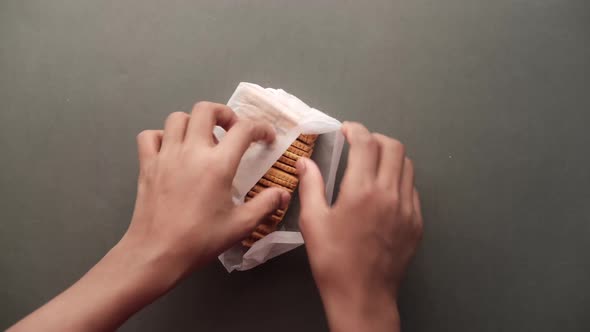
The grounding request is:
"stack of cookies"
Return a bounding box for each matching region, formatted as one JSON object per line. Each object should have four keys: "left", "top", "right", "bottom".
{"left": 242, "top": 134, "right": 318, "bottom": 247}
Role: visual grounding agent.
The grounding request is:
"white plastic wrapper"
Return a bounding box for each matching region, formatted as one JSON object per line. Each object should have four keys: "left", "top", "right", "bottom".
{"left": 216, "top": 82, "right": 344, "bottom": 272}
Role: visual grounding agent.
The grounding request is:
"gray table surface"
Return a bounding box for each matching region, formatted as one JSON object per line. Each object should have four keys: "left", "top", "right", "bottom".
{"left": 1, "top": 1, "right": 589, "bottom": 331}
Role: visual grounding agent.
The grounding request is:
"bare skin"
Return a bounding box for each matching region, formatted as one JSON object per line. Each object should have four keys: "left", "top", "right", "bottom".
{"left": 8, "top": 103, "right": 422, "bottom": 332}
{"left": 297, "top": 123, "right": 423, "bottom": 332}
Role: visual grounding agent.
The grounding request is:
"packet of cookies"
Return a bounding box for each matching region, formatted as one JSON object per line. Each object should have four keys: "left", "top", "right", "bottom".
{"left": 216, "top": 82, "right": 344, "bottom": 272}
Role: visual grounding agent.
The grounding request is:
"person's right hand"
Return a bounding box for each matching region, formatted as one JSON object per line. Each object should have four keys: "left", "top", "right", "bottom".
{"left": 296, "top": 122, "right": 423, "bottom": 332}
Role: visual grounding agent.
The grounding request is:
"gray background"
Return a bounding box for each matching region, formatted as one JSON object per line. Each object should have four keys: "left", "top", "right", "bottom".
{"left": 1, "top": 0, "right": 589, "bottom": 331}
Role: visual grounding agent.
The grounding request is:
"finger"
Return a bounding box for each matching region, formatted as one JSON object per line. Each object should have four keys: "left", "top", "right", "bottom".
{"left": 136, "top": 130, "right": 163, "bottom": 168}
{"left": 341, "top": 122, "right": 379, "bottom": 186}
{"left": 217, "top": 119, "right": 276, "bottom": 172}
{"left": 373, "top": 133, "right": 405, "bottom": 189}
{"left": 296, "top": 158, "right": 329, "bottom": 237}
{"left": 231, "top": 187, "right": 290, "bottom": 238}
{"left": 400, "top": 157, "right": 415, "bottom": 217}
{"left": 413, "top": 188, "right": 423, "bottom": 226}
{"left": 186, "top": 102, "right": 237, "bottom": 145}
{"left": 161, "top": 112, "right": 190, "bottom": 149}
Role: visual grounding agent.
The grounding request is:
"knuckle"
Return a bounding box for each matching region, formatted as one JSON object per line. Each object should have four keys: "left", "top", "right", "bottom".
{"left": 374, "top": 180, "right": 390, "bottom": 193}
{"left": 347, "top": 121, "right": 366, "bottom": 132}
{"left": 267, "top": 192, "right": 282, "bottom": 210}
{"left": 353, "top": 186, "right": 379, "bottom": 206}
{"left": 365, "top": 136, "right": 379, "bottom": 151}
{"left": 372, "top": 132, "right": 388, "bottom": 145}
{"left": 166, "top": 111, "right": 187, "bottom": 122}
{"left": 388, "top": 192, "right": 401, "bottom": 207}
{"left": 375, "top": 134, "right": 406, "bottom": 154}
{"left": 357, "top": 132, "right": 374, "bottom": 145}
{"left": 240, "top": 119, "right": 257, "bottom": 132}
{"left": 207, "top": 162, "right": 233, "bottom": 183}
{"left": 391, "top": 139, "right": 405, "bottom": 154}
{"left": 260, "top": 121, "right": 273, "bottom": 133}
{"left": 345, "top": 122, "right": 369, "bottom": 138}
{"left": 136, "top": 130, "right": 151, "bottom": 143}
{"left": 357, "top": 185, "right": 375, "bottom": 199}
{"left": 383, "top": 135, "right": 400, "bottom": 146}
{"left": 235, "top": 119, "right": 260, "bottom": 138}
{"left": 210, "top": 105, "right": 222, "bottom": 118}
{"left": 192, "top": 101, "right": 212, "bottom": 111}
{"left": 401, "top": 205, "right": 413, "bottom": 219}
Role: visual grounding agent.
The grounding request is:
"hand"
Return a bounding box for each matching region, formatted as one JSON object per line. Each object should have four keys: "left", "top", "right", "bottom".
{"left": 9, "top": 102, "right": 291, "bottom": 332}
{"left": 296, "top": 122, "right": 423, "bottom": 332}
{"left": 124, "top": 102, "right": 291, "bottom": 282}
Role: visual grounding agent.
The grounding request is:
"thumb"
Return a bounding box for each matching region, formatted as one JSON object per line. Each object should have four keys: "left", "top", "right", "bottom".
{"left": 233, "top": 187, "right": 290, "bottom": 237}
{"left": 296, "top": 158, "right": 329, "bottom": 236}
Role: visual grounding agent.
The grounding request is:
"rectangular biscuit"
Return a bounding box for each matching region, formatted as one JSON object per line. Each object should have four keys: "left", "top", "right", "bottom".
{"left": 251, "top": 184, "right": 266, "bottom": 193}
{"left": 287, "top": 145, "right": 311, "bottom": 157}
{"left": 278, "top": 155, "right": 298, "bottom": 167}
{"left": 266, "top": 167, "right": 298, "bottom": 184}
{"left": 263, "top": 174, "right": 298, "bottom": 190}
{"left": 291, "top": 139, "right": 314, "bottom": 152}
{"left": 298, "top": 134, "right": 318, "bottom": 145}
{"left": 258, "top": 178, "right": 294, "bottom": 192}
{"left": 273, "top": 160, "right": 297, "bottom": 175}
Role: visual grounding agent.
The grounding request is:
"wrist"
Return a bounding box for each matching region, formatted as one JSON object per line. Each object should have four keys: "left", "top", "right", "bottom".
{"left": 111, "top": 234, "right": 184, "bottom": 296}
{"left": 318, "top": 283, "right": 400, "bottom": 332}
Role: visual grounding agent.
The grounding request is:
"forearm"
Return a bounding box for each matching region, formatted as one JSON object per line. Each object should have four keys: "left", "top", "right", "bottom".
{"left": 318, "top": 285, "right": 400, "bottom": 332}
{"left": 9, "top": 238, "right": 177, "bottom": 332}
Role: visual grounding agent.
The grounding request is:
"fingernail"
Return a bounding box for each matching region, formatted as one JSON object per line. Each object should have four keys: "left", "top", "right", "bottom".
{"left": 279, "top": 191, "right": 291, "bottom": 210}
{"left": 296, "top": 158, "right": 307, "bottom": 175}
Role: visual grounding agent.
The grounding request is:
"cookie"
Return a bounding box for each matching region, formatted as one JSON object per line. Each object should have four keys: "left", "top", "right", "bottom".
{"left": 278, "top": 155, "right": 298, "bottom": 167}
{"left": 298, "top": 134, "right": 318, "bottom": 145}
{"left": 242, "top": 217, "right": 284, "bottom": 248}
{"left": 242, "top": 216, "right": 287, "bottom": 248}
{"left": 291, "top": 139, "right": 314, "bottom": 153}
{"left": 273, "top": 160, "right": 297, "bottom": 175}
{"left": 282, "top": 150, "right": 305, "bottom": 162}
{"left": 251, "top": 184, "right": 266, "bottom": 193}
{"left": 258, "top": 178, "right": 294, "bottom": 192}
{"left": 269, "top": 214, "right": 283, "bottom": 225}
{"left": 242, "top": 238, "right": 255, "bottom": 247}
{"left": 287, "top": 145, "right": 311, "bottom": 157}
{"left": 255, "top": 223, "right": 273, "bottom": 235}
{"left": 263, "top": 168, "right": 299, "bottom": 190}
{"left": 250, "top": 231, "right": 265, "bottom": 240}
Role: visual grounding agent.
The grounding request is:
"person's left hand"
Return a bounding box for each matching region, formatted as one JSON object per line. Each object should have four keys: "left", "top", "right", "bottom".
{"left": 123, "top": 102, "right": 290, "bottom": 283}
